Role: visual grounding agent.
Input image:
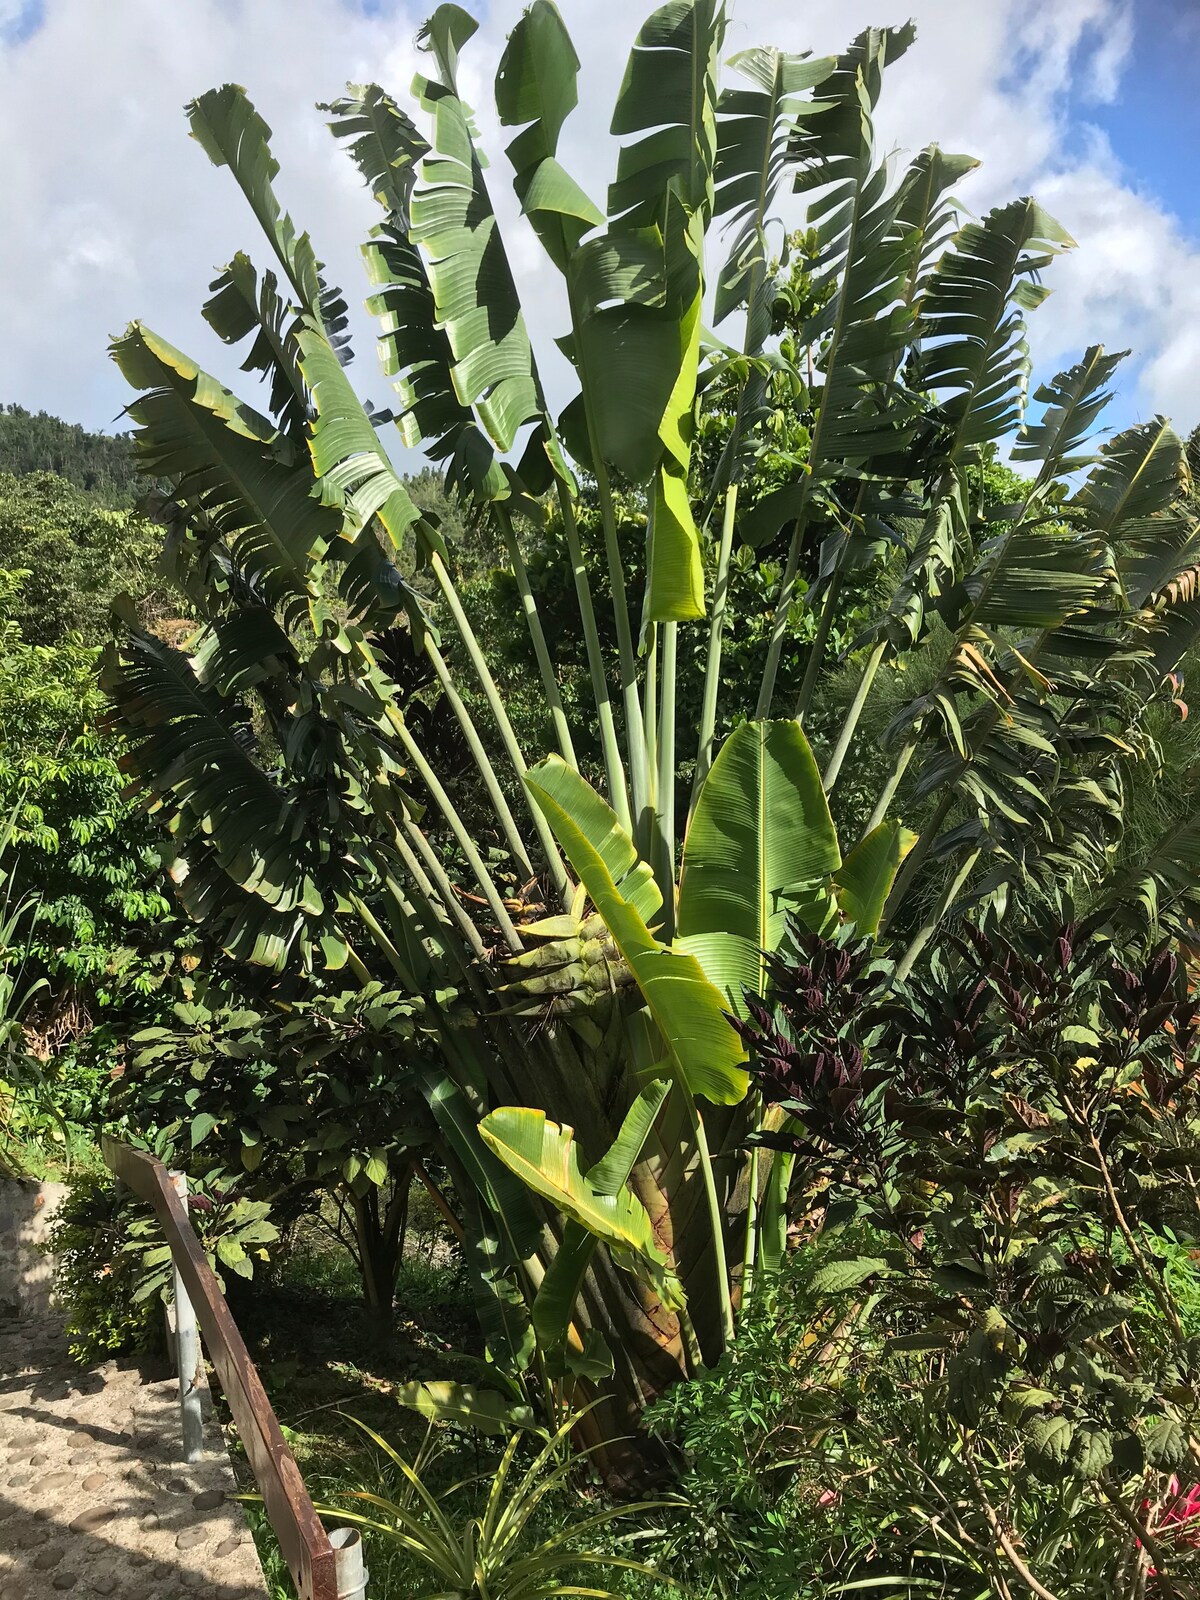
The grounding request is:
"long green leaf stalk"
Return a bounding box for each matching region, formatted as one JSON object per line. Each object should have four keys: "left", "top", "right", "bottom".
{"left": 388, "top": 713, "right": 522, "bottom": 949}
{"left": 425, "top": 640, "right": 537, "bottom": 880}
{"left": 796, "top": 569, "right": 843, "bottom": 721}
{"left": 401, "top": 816, "right": 487, "bottom": 959}
{"left": 739, "top": 1143, "right": 761, "bottom": 1312}
{"left": 692, "top": 483, "right": 739, "bottom": 808}
{"left": 865, "top": 734, "right": 917, "bottom": 834}
{"left": 685, "top": 1087, "right": 735, "bottom": 1347}
{"left": 495, "top": 503, "right": 578, "bottom": 770}
{"left": 755, "top": 516, "right": 807, "bottom": 717}
{"left": 882, "top": 787, "right": 954, "bottom": 934}
{"left": 654, "top": 622, "right": 678, "bottom": 931}
{"left": 824, "top": 637, "right": 887, "bottom": 791}
{"left": 429, "top": 550, "right": 570, "bottom": 905}
{"left": 592, "top": 453, "right": 651, "bottom": 845}
{"left": 554, "top": 479, "right": 632, "bottom": 834}
{"left": 895, "top": 847, "right": 981, "bottom": 982}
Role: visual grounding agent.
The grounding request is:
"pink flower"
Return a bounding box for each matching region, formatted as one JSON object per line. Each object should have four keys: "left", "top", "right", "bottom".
{"left": 1157, "top": 1477, "right": 1200, "bottom": 1541}
{"left": 1141, "top": 1477, "right": 1200, "bottom": 1575}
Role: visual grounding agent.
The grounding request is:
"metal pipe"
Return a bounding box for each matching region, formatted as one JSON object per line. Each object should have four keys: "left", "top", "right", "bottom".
{"left": 168, "top": 1169, "right": 205, "bottom": 1463}
{"left": 329, "top": 1526, "right": 368, "bottom": 1600}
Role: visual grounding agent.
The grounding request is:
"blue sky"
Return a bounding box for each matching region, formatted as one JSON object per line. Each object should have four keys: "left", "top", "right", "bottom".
{"left": 1086, "top": 0, "right": 1200, "bottom": 236}
{"left": 0, "top": 0, "right": 1196, "bottom": 446}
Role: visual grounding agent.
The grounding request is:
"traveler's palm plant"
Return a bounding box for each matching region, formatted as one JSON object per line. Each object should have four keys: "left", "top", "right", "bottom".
{"left": 103, "top": 0, "right": 1200, "bottom": 1428}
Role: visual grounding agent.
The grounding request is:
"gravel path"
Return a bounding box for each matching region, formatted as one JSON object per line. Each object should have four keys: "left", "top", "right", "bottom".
{"left": 0, "top": 1314, "right": 268, "bottom": 1600}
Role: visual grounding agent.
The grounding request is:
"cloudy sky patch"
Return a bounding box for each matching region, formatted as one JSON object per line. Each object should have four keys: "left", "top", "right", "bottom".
{"left": 0, "top": 0, "right": 1195, "bottom": 441}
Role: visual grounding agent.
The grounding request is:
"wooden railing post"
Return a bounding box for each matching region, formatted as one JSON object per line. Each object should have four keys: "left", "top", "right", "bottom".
{"left": 168, "top": 1169, "right": 205, "bottom": 1464}
{"left": 102, "top": 1135, "right": 341, "bottom": 1600}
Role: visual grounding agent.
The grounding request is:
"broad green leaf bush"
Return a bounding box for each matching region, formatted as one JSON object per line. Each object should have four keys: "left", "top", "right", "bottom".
{"left": 46, "top": 1157, "right": 278, "bottom": 1365}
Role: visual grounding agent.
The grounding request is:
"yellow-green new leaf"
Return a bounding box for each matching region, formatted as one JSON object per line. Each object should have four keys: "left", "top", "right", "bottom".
{"left": 395, "top": 1380, "right": 537, "bottom": 1437}
{"left": 479, "top": 1107, "right": 685, "bottom": 1311}
{"left": 526, "top": 756, "right": 748, "bottom": 1103}
{"left": 677, "top": 719, "right": 841, "bottom": 1013}
{"left": 647, "top": 287, "right": 705, "bottom": 621}
{"left": 834, "top": 820, "right": 917, "bottom": 934}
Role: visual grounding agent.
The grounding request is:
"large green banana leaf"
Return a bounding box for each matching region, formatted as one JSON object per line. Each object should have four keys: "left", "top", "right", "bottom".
{"left": 526, "top": 756, "right": 748, "bottom": 1105}
{"left": 478, "top": 1107, "right": 684, "bottom": 1311}
{"left": 531, "top": 1081, "right": 669, "bottom": 1354}
{"left": 676, "top": 719, "right": 840, "bottom": 1011}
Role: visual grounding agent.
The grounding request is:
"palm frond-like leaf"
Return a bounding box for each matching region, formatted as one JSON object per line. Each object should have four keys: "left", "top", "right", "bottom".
{"left": 202, "top": 252, "right": 310, "bottom": 442}
{"left": 328, "top": 83, "right": 509, "bottom": 502}
{"left": 410, "top": 7, "right": 542, "bottom": 451}
{"left": 188, "top": 84, "right": 352, "bottom": 363}
{"left": 712, "top": 45, "right": 834, "bottom": 322}
{"left": 112, "top": 322, "right": 336, "bottom": 628}
{"left": 917, "top": 197, "right": 1075, "bottom": 455}
{"left": 1011, "top": 343, "right": 1125, "bottom": 477}
{"left": 101, "top": 617, "right": 359, "bottom": 969}
{"left": 608, "top": 0, "right": 726, "bottom": 228}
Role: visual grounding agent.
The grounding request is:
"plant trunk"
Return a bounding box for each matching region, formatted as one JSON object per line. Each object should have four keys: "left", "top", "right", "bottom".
{"left": 349, "top": 1166, "right": 413, "bottom": 1342}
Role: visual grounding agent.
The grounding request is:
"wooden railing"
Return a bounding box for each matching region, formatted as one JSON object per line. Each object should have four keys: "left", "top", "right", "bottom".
{"left": 101, "top": 1136, "right": 366, "bottom": 1600}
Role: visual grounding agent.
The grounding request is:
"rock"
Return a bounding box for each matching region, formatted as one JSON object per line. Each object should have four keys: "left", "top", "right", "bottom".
{"left": 176, "top": 1526, "right": 209, "bottom": 1551}
{"left": 81, "top": 1472, "right": 107, "bottom": 1491}
{"left": 139, "top": 1511, "right": 160, "bottom": 1530}
{"left": 213, "top": 1537, "right": 243, "bottom": 1559}
{"left": 28, "top": 1451, "right": 50, "bottom": 1467}
{"left": 6, "top": 1471, "right": 31, "bottom": 1487}
{"left": 31, "top": 1546, "right": 65, "bottom": 1570}
{"left": 153, "top": 1562, "right": 174, "bottom": 1578}
{"left": 89, "top": 1579, "right": 119, "bottom": 1596}
{"left": 51, "top": 1574, "right": 77, "bottom": 1591}
{"left": 68, "top": 1505, "right": 117, "bottom": 1534}
{"left": 40, "top": 1471, "right": 76, "bottom": 1493}
{"left": 84, "top": 1538, "right": 108, "bottom": 1555}
{"left": 193, "top": 1488, "right": 224, "bottom": 1511}
{"left": 68, "top": 1453, "right": 95, "bottom": 1466}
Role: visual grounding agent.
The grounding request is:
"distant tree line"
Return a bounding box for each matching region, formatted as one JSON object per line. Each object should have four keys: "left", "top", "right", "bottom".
{"left": 0, "top": 403, "right": 142, "bottom": 505}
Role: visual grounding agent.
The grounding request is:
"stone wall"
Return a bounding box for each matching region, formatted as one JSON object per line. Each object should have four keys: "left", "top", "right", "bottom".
{"left": 0, "top": 1176, "right": 67, "bottom": 1316}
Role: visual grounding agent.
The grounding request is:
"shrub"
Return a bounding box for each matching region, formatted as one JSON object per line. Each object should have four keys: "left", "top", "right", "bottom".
{"left": 46, "top": 1169, "right": 163, "bottom": 1363}
{"left": 644, "top": 919, "right": 1200, "bottom": 1596}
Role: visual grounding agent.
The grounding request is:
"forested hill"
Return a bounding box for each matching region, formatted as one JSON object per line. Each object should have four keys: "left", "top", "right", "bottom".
{"left": 0, "top": 403, "right": 140, "bottom": 504}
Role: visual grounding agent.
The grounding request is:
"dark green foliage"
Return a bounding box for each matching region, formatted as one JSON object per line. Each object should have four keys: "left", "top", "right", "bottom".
{"left": 47, "top": 1155, "right": 280, "bottom": 1367}
{"left": 711, "top": 918, "right": 1200, "bottom": 1594}
{"left": 45, "top": 1168, "right": 165, "bottom": 1363}
{"left": 0, "top": 405, "right": 144, "bottom": 504}
{"left": 0, "top": 575, "right": 178, "bottom": 1012}
{"left": 0, "top": 470, "right": 164, "bottom": 645}
{"left": 115, "top": 978, "right": 446, "bottom": 1320}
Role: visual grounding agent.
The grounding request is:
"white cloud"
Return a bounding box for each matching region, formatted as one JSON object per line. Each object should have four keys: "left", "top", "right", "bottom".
{"left": 0, "top": 0, "right": 1195, "bottom": 442}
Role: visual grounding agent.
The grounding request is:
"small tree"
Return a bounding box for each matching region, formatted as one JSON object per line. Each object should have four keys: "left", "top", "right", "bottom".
{"left": 118, "top": 978, "right": 442, "bottom": 1330}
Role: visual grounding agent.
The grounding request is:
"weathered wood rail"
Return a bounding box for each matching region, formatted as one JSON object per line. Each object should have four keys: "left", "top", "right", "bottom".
{"left": 102, "top": 1135, "right": 367, "bottom": 1600}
